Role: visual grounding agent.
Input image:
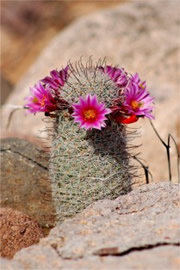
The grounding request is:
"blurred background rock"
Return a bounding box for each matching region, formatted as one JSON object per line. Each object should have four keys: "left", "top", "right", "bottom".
{"left": 1, "top": 0, "right": 125, "bottom": 103}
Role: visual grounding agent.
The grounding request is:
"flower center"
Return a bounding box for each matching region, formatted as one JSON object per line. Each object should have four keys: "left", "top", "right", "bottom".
{"left": 40, "top": 95, "right": 47, "bottom": 107}
{"left": 131, "top": 100, "right": 143, "bottom": 110}
{"left": 84, "top": 109, "right": 96, "bottom": 120}
{"left": 139, "top": 83, "right": 145, "bottom": 89}
{"left": 32, "top": 96, "right": 39, "bottom": 104}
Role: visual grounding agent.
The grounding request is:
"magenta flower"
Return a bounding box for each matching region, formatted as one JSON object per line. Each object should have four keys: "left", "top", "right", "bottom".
{"left": 41, "top": 66, "right": 69, "bottom": 91}
{"left": 131, "top": 73, "right": 146, "bottom": 90}
{"left": 72, "top": 94, "right": 111, "bottom": 130}
{"left": 122, "top": 79, "right": 155, "bottom": 120}
{"left": 99, "top": 65, "right": 128, "bottom": 87}
{"left": 25, "top": 82, "right": 58, "bottom": 114}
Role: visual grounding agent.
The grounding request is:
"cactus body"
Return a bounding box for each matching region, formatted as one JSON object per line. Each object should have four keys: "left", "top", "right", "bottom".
{"left": 50, "top": 117, "right": 132, "bottom": 223}
{"left": 49, "top": 62, "right": 134, "bottom": 223}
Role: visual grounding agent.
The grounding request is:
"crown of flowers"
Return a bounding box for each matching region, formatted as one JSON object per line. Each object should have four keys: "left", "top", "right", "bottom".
{"left": 25, "top": 61, "right": 155, "bottom": 130}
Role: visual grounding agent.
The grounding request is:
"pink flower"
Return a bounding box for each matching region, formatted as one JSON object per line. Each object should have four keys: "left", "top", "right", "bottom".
{"left": 41, "top": 66, "right": 69, "bottom": 91}
{"left": 72, "top": 94, "right": 111, "bottom": 130}
{"left": 122, "top": 78, "right": 155, "bottom": 120}
{"left": 99, "top": 65, "right": 128, "bottom": 87}
{"left": 25, "top": 82, "right": 58, "bottom": 114}
{"left": 131, "top": 73, "right": 146, "bottom": 90}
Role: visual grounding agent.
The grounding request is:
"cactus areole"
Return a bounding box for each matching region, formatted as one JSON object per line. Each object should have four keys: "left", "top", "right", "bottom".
{"left": 25, "top": 58, "right": 155, "bottom": 223}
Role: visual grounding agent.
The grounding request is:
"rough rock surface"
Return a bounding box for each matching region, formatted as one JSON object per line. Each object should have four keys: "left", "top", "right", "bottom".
{"left": 0, "top": 138, "right": 56, "bottom": 228}
{"left": 1, "top": 183, "right": 180, "bottom": 269}
{"left": 0, "top": 0, "right": 179, "bottom": 182}
{"left": 0, "top": 208, "right": 44, "bottom": 258}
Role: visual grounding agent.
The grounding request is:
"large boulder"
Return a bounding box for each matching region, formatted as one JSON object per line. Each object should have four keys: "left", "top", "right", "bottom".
{"left": 1, "top": 183, "right": 180, "bottom": 269}
{"left": 0, "top": 138, "right": 56, "bottom": 229}
{"left": 1, "top": 0, "right": 179, "bottom": 181}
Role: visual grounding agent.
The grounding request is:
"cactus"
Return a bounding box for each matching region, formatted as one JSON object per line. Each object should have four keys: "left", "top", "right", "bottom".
{"left": 25, "top": 58, "right": 155, "bottom": 223}
{"left": 49, "top": 60, "right": 134, "bottom": 223}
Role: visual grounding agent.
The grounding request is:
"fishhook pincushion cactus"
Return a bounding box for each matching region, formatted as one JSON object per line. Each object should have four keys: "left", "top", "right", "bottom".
{"left": 25, "top": 58, "right": 155, "bottom": 223}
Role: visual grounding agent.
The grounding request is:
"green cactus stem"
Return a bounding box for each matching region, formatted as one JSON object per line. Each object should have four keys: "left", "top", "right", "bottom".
{"left": 49, "top": 59, "right": 136, "bottom": 223}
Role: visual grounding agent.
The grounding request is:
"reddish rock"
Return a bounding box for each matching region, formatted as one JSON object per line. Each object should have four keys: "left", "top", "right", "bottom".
{"left": 0, "top": 208, "right": 44, "bottom": 258}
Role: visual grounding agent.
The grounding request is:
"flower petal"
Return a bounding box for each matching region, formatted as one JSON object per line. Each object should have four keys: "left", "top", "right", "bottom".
{"left": 72, "top": 94, "right": 111, "bottom": 130}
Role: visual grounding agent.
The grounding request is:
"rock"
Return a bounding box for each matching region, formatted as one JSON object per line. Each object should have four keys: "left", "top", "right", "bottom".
{"left": 58, "top": 247, "right": 180, "bottom": 270}
{"left": 1, "top": 183, "right": 179, "bottom": 269}
{"left": 0, "top": 138, "right": 56, "bottom": 229}
{"left": 0, "top": 0, "right": 179, "bottom": 182}
{"left": 1, "top": 1, "right": 119, "bottom": 85}
{"left": 0, "top": 74, "right": 13, "bottom": 104}
{"left": 0, "top": 258, "right": 25, "bottom": 269}
{"left": 46, "top": 182, "right": 180, "bottom": 260}
{"left": 0, "top": 208, "right": 44, "bottom": 258}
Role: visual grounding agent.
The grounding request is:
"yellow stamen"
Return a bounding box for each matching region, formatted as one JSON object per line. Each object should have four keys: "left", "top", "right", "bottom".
{"left": 131, "top": 100, "right": 143, "bottom": 110}
{"left": 139, "top": 83, "right": 145, "bottom": 89}
{"left": 40, "top": 96, "right": 46, "bottom": 107}
{"left": 84, "top": 109, "right": 96, "bottom": 120}
{"left": 33, "top": 96, "right": 39, "bottom": 104}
